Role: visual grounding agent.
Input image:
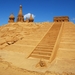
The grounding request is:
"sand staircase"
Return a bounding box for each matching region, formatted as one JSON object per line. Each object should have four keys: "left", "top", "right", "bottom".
{"left": 29, "top": 22, "right": 62, "bottom": 60}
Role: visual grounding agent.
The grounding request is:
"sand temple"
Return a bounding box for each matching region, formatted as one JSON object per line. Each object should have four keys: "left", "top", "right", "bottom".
{"left": 0, "top": 5, "right": 75, "bottom": 75}
{"left": 53, "top": 16, "right": 69, "bottom": 22}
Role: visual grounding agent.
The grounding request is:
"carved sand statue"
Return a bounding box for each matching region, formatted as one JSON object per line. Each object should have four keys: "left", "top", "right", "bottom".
{"left": 36, "top": 59, "right": 47, "bottom": 67}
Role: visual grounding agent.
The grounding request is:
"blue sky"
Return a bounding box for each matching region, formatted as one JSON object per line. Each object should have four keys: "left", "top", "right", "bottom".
{"left": 0, "top": 0, "right": 75, "bottom": 25}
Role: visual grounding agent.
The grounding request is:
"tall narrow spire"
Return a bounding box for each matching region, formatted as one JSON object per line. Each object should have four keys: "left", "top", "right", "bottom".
{"left": 29, "top": 14, "right": 34, "bottom": 22}
{"left": 18, "top": 5, "right": 22, "bottom": 16}
{"left": 17, "top": 5, "right": 24, "bottom": 22}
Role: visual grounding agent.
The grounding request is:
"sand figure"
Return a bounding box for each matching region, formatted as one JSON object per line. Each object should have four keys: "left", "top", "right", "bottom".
{"left": 36, "top": 59, "right": 47, "bottom": 67}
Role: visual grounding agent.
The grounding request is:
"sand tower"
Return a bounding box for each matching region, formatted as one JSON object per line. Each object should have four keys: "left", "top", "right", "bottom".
{"left": 8, "top": 14, "right": 15, "bottom": 23}
{"left": 29, "top": 14, "right": 34, "bottom": 22}
{"left": 17, "top": 5, "right": 24, "bottom": 22}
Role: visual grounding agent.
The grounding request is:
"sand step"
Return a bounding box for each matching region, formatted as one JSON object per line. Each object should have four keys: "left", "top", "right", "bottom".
{"left": 37, "top": 44, "right": 54, "bottom": 46}
{"left": 32, "top": 51, "right": 51, "bottom": 55}
{"left": 31, "top": 53, "right": 50, "bottom": 56}
{"left": 35, "top": 49, "right": 53, "bottom": 52}
{"left": 33, "top": 50, "right": 52, "bottom": 52}
{"left": 33, "top": 50, "right": 52, "bottom": 53}
{"left": 34, "top": 48, "right": 53, "bottom": 51}
{"left": 30, "top": 55, "right": 50, "bottom": 60}
{"left": 36, "top": 46, "right": 54, "bottom": 48}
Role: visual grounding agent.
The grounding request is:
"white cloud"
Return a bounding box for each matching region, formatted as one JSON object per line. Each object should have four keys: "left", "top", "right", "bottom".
{"left": 71, "top": 18, "right": 75, "bottom": 20}
{"left": 24, "top": 13, "right": 35, "bottom": 19}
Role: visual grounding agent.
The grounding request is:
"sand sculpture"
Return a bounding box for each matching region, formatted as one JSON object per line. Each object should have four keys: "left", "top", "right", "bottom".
{"left": 17, "top": 5, "right": 24, "bottom": 22}
{"left": 8, "top": 14, "right": 15, "bottom": 23}
{"left": 8, "top": 5, "right": 34, "bottom": 23}
{"left": 53, "top": 16, "right": 69, "bottom": 22}
{"left": 0, "top": 5, "right": 75, "bottom": 75}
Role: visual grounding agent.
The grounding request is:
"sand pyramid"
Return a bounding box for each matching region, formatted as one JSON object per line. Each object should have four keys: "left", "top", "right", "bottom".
{"left": 0, "top": 22, "right": 75, "bottom": 75}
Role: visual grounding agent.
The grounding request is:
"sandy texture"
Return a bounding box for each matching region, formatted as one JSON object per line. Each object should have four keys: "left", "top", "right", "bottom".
{"left": 0, "top": 22, "right": 75, "bottom": 75}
